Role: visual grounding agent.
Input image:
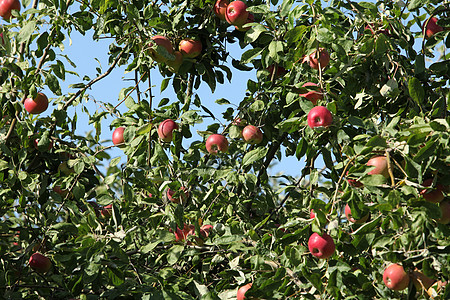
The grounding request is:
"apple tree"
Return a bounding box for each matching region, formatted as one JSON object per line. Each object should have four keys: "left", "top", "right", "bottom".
{"left": 1, "top": 0, "right": 450, "bottom": 299}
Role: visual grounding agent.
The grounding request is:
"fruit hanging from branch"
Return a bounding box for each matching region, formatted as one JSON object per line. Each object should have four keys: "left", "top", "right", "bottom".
{"left": 24, "top": 92, "right": 49, "bottom": 114}
{"left": 383, "top": 263, "right": 409, "bottom": 291}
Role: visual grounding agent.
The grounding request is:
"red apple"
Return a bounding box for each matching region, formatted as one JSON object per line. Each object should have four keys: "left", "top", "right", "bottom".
{"left": 307, "top": 106, "right": 332, "bottom": 129}
{"left": 101, "top": 204, "right": 113, "bottom": 219}
{"left": 24, "top": 92, "right": 48, "bottom": 114}
{"left": 206, "top": 133, "right": 229, "bottom": 154}
{"left": 225, "top": 1, "right": 248, "bottom": 27}
{"left": 411, "top": 269, "right": 435, "bottom": 291}
{"left": 0, "top": 0, "right": 20, "bottom": 20}
{"left": 421, "top": 179, "right": 445, "bottom": 203}
{"left": 33, "top": 138, "right": 53, "bottom": 151}
{"left": 302, "top": 48, "right": 330, "bottom": 70}
{"left": 344, "top": 204, "right": 369, "bottom": 224}
{"left": 52, "top": 185, "right": 69, "bottom": 197}
{"left": 167, "top": 51, "right": 183, "bottom": 73}
{"left": 149, "top": 35, "right": 174, "bottom": 63}
{"left": 422, "top": 17, "right": 444, "bottom": 38}
{"left": 235, "top": 13, "right": 254, "bottom": 31}
{"left": 167, "top": 186, "right": 189, "bottom": 204}
{"left": 242, "top": 125, "right": 263, "bottom": 144}
{"left": 112, "top": 127, "right": 125, "bottom": 146}
{"left": 158, "top": 119, "right": 178, "bottom": 142}
{"left": 308, "top": 232, "right": 335, "bottom": 259}
{"left": 213, "top": 0, "right": 229, "bottom": 20}
{"left": 347, "top": 171, "right": 363, "bottom": 187}
{"left": 437, "top": 200, "right": 450, "bottom": 224}
{"left": 179, "top": 39, "right": 202, "bottom": 58}
{"left": 299, "top": 82, "right": 323, "bottom": 105}
{"left": 174, "top": 224, "right": 192, "bottom": 242}
{"left": 200, "top": 224, "right": 213, "bottom": 239}
{"left": 29, "top": 252, "right": 52, "bottom": 273}
{"left": 383, "top": 263, "right": 409, "bottom": 291}
{"left": 174, "top": 224, "right": 211, "bottom": 245}
{"left": 367, "top": 156, "right": 389, "bottom": 178}
{"left": 267, "top": 64, "right": 287, "bottom": 79}
{"left": 310, "top": 209, "right": 315, "bottom": 219}
{"left": 237, "top": 282, "right": 252, "bottom": 300}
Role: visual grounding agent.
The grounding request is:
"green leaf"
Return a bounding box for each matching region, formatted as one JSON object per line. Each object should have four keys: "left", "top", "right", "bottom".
{"left": 285, "top": 26, "right": 307, "bottom": 45}
{"left": 408, "top": 77, "right": 424, "bottom": 105}
{"left": 167, "top": 245, "right": 184, "bottom": 265}
{"left": 241, "top": 48, "right": 263, "bottom": 64}
{"left": 408, "top": 0, "right": 427, "bottom": 11}
{"left": 317, "top": 28, "right": 334, "bottom": 43}
{"left": 243, "top": 148, "right": 268, "bottom": 166}
{"left": 280, "top": 0, "right": 294, "bottom": 16}
{"left": 380, "top": 79, "right": 398, "bottom": 98}
{"left": 17, "top": 21, "right": 36, "bottom": 43}
{"left": 245, "top": 24, "right": 268, "bottom": 44}
{"left": 351, "top": 215, "right": 382, "bottom": 235}
{"left": 137, "top": 123, "right": 153, "bottom": 135}
{"left": 375, "top": 34, "right": 389, "bottom": 54}
{"left": 249, "top": 100, "right": 265, "bottom": 112}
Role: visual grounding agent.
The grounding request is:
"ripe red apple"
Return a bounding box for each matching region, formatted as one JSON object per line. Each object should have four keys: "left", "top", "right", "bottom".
{"left": 101, "top": 204, "right": 113, "bottom": 219}
{"left": 0, "top": 0, "right": 20, "bottom": 20}
{"left": 299, "top": 82, "right": 323, "bottom": 105}
{"left": 33, "top": 138, "right": 53, "bottom": 151}
{"left": 235, "top": 13, "right": 254, "bottom": 31}
{"left": 213, "top": 0, "right": 229, "bottom": 20}
{"left": 179, "top": 39, "right": 202, "bottom": 58}
{"left": 149, "top": 35, "right": 174, "bottom": 63}
{"left": 225, "top": 1, "right": 248, "bottom": 27}
{"left": 158, "top": 119, "right": 178, "bottom": 142}
{"left": 367, "top": 156, "right": 389, "bottom": 178}
{"left": 346, "top": 171, "right": 363, "bottom": 187}
{"left": 308, "top": 232, "right": 335, "bottom": 259}
{"left": 167, "top": 51, "right": 183, "bottom": 73}
{"left": 242, "top": 125, "right": 263, "bottom": 144}
{"left": 112, "top": 127, "right": 125, "bottom": 146}
{"left": 411, "top": 269, "right": 435, "bottom": 291}
{"left": 174, "top": 224, "right": 192, "bottom": 242}
{"left": 29, "top": 252, "right": 52, "bottom": 273}
{"left": 167, "top": 186, "right": 189, "bottom": 204}
{"left": 267, "top": 64, "right": 287, "bottom": 79}
{"left": 52, "top": 185, "right": 69, "bottom": 197}
{"left": 309, "top": 209, "right": 315, "bottom": 219}
{"left": 237, "top": 282, "right": 252, "bottom": 300}
{"left": 200, "top": 224, "right": 213, "bottom": 239}
{"left": 437, "top": 200, "right": 450, "bottom": 224}
{"left": 344, "top": 204, "right": 369, "bottom": 224}
{"left": 174, "top": 223, "right": 211, "bottom": 244}
{"left": 421, "top": 179, "right": 445, "bottom": 203}
{"left": 302, "top": 48, "right": 330, "bottom": 70}
{"left": 383, "top": 263, "right": 409, "bottom": 291}
{"left": 24, "top": 92, "right": 48, "bottom": 114}
{"left": 422, "top": 17, "right": 444, "bottom": 38}
{"left": 206, "top": 133, "right": 229, "bottom": 154}
{"left": 307, "top": 106, "right": 332, "bottom": 129}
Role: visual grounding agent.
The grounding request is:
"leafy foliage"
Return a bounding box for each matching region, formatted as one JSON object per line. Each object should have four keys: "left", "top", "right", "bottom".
{"left": 1, "top": 0, "right": 450, "bottom": 299}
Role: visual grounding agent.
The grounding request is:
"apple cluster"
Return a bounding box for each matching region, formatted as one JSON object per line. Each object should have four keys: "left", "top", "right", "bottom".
{"left": 174, "top": 223, "right": 213, "bottom": 246}
{"left": 214, "top": 0, "right": 254, "bottom": 32}
{"left": 148, "top": 35, "right": 202, "bottom": 73}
